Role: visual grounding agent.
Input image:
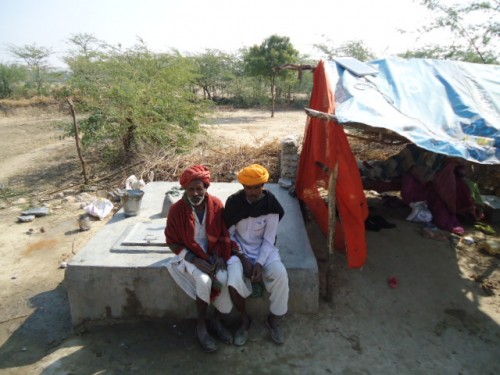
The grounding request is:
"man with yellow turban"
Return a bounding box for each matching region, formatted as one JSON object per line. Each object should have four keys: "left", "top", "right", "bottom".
{"left": 165, "top": 165, "right": 237, "bottom": 353}
{"left": 224, "top": 164, "right": 289, "bottom": 345}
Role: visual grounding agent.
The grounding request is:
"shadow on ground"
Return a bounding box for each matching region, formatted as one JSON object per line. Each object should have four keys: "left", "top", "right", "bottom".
{"left": 0, "top": 194, "right": 499, "bottom": 374}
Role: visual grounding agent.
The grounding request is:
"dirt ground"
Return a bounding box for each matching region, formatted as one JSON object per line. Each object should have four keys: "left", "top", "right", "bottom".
{"left": 0, "top": 107, "right": 499, "bottom": 375}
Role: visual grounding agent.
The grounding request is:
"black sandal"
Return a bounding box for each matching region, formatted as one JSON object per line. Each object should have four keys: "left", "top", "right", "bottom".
{"left": 266, "top": 315, "right": 284, "bottom": 345}
{"left": 234, "top": 318, "right": 251, "bottom": 346}
{"left": 208, "top": 319, "right": 233, "bottom": 345}
{"left": 196, "top": 326, "right": 218, "bottom": 353}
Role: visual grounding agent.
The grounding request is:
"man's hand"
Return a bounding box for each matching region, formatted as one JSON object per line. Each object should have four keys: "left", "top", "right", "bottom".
{"left": 210, "top": 254, "right": 226, "bottom": 274}
{"left": 241, "top": 257, "right": 253, "bottom": 279}
{"left": 251, "top": 263, "right": 262, "bottom": 283}
{"left": 192, "top": 257, "right": 213, "bottom": 274}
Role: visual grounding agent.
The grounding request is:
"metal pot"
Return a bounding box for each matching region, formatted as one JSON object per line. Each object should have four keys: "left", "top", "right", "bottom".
{"left": 121, "top": 189, "right": 145, "bottom": 217}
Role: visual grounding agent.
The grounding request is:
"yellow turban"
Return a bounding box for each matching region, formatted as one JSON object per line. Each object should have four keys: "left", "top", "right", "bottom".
{"left": 237, "top": 164, "right": 269, "bottom": 185}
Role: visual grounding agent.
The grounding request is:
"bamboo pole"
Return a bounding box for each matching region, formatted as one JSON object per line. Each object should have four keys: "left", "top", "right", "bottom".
{"left": 326, "top": 162, "right": 339, "bottom": 302}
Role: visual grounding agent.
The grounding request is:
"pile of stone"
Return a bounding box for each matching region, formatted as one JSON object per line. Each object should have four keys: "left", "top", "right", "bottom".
{"left": 279, "top": 135, "right": 300, "bottom": 190}
{"left": 18, "top": 207, "right": 50, "bottom": 222}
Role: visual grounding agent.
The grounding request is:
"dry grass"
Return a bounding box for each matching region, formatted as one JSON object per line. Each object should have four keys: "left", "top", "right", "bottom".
{"left": 135, "top": 140, "right": 282, "bottom": 185}
{"left": 0, "top": 96, "right": 58, "bottom": 108}
{"left": 348, "top": 136, "right": 407, "bottom": 161}
{"left": 1, "top": 99, "right": 495, "bottom": 197}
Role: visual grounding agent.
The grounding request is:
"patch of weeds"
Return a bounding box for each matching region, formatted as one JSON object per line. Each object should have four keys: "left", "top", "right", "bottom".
{"left": 0, "top": 184, "right": 27, "bottom": 203}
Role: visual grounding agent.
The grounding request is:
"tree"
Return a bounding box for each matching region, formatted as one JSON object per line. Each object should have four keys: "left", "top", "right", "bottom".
{"left": 66, "top": 33, "right": 104, "bottom": 59}
{"left": 0, "top": 63, "right": 27, "bottom": 99}
{"left": 192, "top": 49, "right": 237, "bottom": 101}
{"left": 65, "top": 39, "right": 208, "bottom": 162}
{"left": 398, "top": 44, "right": 488, "bottom": 62}
{"left": 7, "top": 43, "right": 53, "bottom": 95}
{"left": 408, "top": 0, "right": 499, "bottom": 64}
{"left": 314, "top": 39, "right": 376, "bottom": 62}
{"left": 243, "top": 35, "right": 299, "bottom": 117}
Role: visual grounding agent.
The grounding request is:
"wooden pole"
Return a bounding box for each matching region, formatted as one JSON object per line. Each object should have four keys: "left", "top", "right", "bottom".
{"left": 66, "top": 98, "right": 89, "bottom": 184}
{"left": 326, "top": 162, "right": 339, "bottom": 302}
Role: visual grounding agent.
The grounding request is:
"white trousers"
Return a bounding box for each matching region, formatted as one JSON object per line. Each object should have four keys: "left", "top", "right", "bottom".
{"left": 227, "top": 258, "right": 289, "bottom": 316}
{"left": 166, "top": 256, "right": 233, "bottom": 314}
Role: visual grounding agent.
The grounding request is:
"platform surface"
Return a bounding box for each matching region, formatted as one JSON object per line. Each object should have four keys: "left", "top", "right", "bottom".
{"left": 66, "top": 182, "right": 319, "bottom": 326}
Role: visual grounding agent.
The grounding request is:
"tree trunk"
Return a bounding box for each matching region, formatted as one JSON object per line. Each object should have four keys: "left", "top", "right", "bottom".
{"left": 66, "top": 98, "right": 89, "bottom": 184}
{"left": 123, "top": 117, "right": 138, "bottom": 159}
{"left": 271, "top": 74, "right": 276, "bottom": 118}
{"left": 35, "top": 66, "right": 42, "bottom": 96}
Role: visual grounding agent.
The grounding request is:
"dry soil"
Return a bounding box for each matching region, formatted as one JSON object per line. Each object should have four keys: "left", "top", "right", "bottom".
{"left": 0, "top": 107, "right": 499, "bottom": 375}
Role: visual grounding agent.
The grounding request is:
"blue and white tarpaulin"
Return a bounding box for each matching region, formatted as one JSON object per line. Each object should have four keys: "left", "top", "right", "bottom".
{"left": 330, "top": 58, "right": 500, "bottom": 164}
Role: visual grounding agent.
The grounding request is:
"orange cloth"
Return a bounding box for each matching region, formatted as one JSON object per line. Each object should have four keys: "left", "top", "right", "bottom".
{"left": 237, "top": 164, "right": 269, "bottom": 185}
{"left": 295, "top": 60, "right": 368, "bottom": 268}
{"left": 179, "top": 165, "right": 211, "bottom": 188}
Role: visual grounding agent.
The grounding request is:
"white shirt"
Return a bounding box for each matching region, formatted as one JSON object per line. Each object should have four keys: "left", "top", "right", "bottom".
{"left": 228, "top": 213, "right": 281, "bottom": 267}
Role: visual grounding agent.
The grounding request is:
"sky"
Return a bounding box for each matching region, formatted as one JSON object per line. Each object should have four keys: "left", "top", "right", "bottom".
{"left": 0, "top": 0, "right": 469, "bottom": 69}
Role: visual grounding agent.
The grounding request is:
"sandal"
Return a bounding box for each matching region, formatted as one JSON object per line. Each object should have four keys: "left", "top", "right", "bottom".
{"left": 266, "top": 315, "right": 284, "bottom": 345}
{"left": 208, "top": 319, "right": 233, "bottom": 345}
{"left": 234, "top": 318, "right": 251, "bottom": 346}
{"left": 196, "top": 327, "right": 217, "bottom": 353}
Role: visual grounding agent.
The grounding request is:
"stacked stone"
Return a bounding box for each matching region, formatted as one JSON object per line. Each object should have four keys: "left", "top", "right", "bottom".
{"left": 279, "top": 135, "right": 300, "bottom": 188}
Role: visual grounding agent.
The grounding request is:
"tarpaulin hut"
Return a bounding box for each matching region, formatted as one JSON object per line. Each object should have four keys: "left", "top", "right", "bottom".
{"left": 295, "top": 58, "right": 500, "bottom": 269}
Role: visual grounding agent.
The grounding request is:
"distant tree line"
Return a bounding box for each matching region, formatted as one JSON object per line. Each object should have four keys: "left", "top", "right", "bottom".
{"left": 0, "top": 0, "right": 496, "bottom": 165}
{"left": 0, "top": 34, "right": 313, "bottom": 163}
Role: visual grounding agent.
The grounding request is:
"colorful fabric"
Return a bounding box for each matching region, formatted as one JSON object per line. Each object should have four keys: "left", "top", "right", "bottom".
{"left": 179, "top": 165, "right": 211, "bottom": 188}
{"left": 237, "top": 164, "right": 269, "bottom": 185}
{"left": 224, "top": 189, "right": 284, "bottom": 229}
{"left": 433, "top": 161, "right": 476, "bottom": 217}
{"left": 402, "top": 160, "right": 480, "bottom": 232}
{"left": 165, "top": 194, "right": 232, "bottom": 261}
{"left": 295, "top": 60, "right": 368, "bottom": 268}
{"left": 401, "top": 173, "right": 431, "bottom": 205}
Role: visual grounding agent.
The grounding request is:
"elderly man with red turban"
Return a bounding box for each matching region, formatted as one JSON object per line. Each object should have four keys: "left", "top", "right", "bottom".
{"left": 224, "top": 164, "right": 289, "bottom": 346}
{"left": 165, "top": 165, "right": 236, "bottom": 353}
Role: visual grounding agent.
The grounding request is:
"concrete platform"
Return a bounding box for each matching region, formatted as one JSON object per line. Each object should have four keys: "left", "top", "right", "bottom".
{"left": 65, "top": 182, "right": 319, "bottom": 326}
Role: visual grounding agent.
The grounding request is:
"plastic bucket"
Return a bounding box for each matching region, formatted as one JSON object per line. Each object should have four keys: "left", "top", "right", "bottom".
{"left": 121, "top": 189, "right": 144, "bottom": 217}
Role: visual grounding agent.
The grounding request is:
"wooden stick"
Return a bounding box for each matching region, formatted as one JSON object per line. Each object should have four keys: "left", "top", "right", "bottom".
{"left": 66, "top": 98, "right": 89, "bottom": 184}
{"left": 274, "top": 63, "right": 315, "bottom": 72}
{"left": 345, "top": 132, "right": 408, "bottom": 145}
{"left": 44, "top": 160, "right": 144, "bottom": 196}
{"left": 326, "top": 162, "right": 339, "bottom": 302}
{"left": 304, "top": 107, "right": 338, "bottom": 121}
{"left": 0, "top": 313, "right": 31, "bottom": 324}
{"left": 305, "top": 107, "right": 408, "bottom": 145}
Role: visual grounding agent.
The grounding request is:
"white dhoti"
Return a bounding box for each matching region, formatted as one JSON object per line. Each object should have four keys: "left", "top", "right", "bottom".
{"left": 227, "top": 257, "right": 289, "bottom": 316}
{"left": 167, "top": 256, "right": 233, "bottom": 314}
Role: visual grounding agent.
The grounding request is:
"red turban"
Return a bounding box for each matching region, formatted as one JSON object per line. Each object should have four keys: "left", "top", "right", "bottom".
{"left": 179, "top": 165, "right": 211, "bottom": 188}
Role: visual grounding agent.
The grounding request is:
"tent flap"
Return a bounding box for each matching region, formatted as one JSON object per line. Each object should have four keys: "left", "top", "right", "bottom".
{"left": 296, "top": 60, "right": 369, "bottom": 269}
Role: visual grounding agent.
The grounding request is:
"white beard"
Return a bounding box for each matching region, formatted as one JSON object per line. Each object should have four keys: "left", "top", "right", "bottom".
{"left": 187, "top": 195, "right": 205, "bottom": 207}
